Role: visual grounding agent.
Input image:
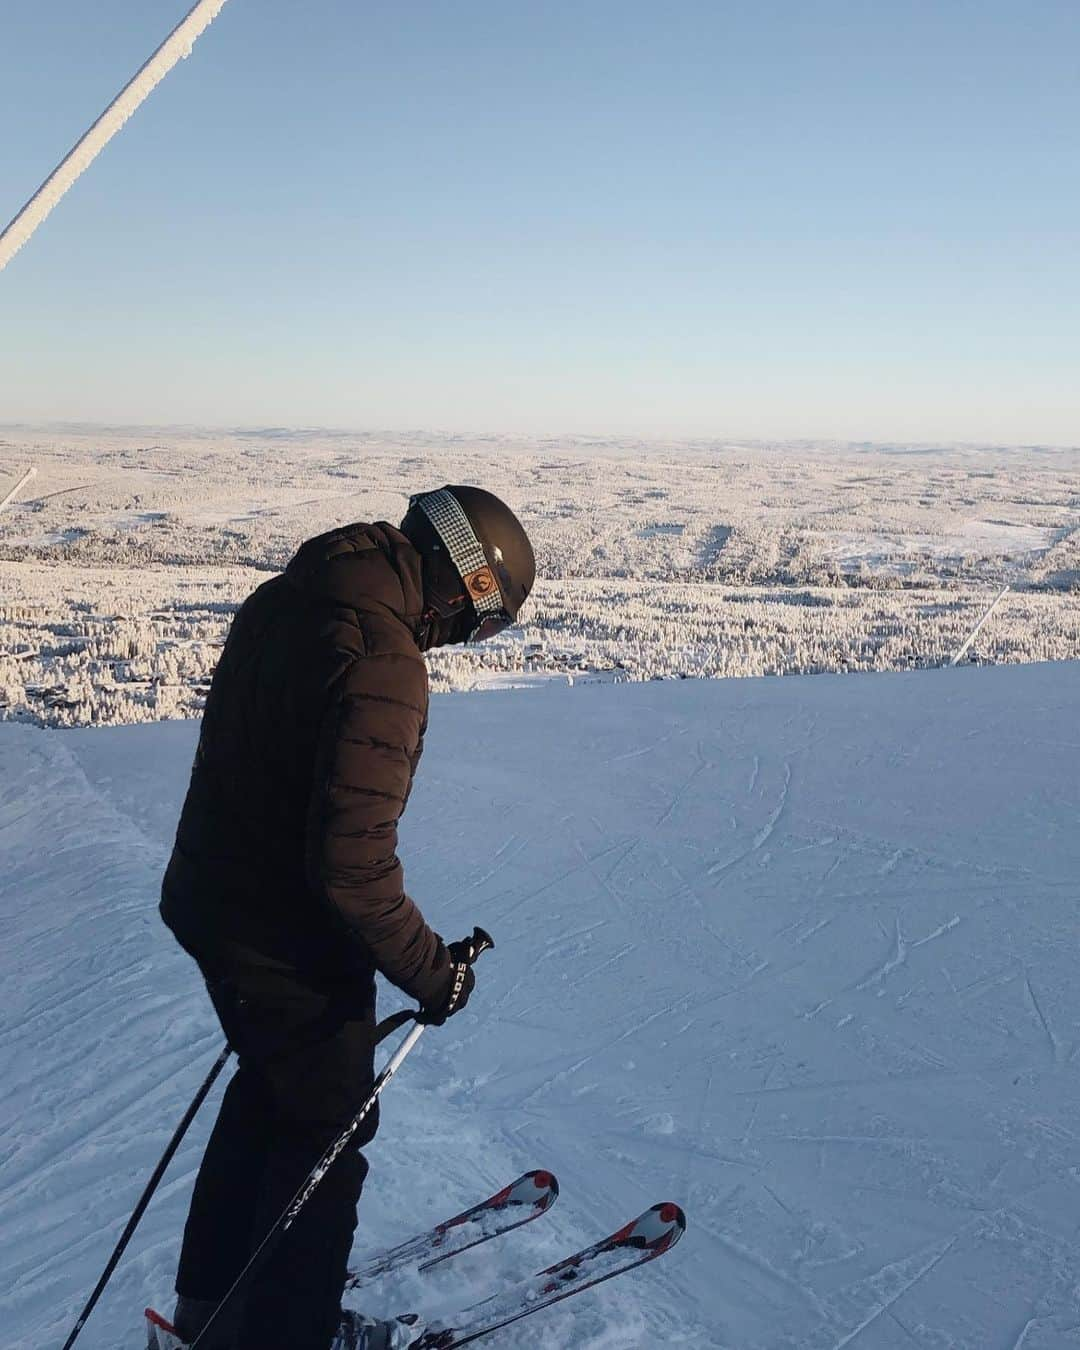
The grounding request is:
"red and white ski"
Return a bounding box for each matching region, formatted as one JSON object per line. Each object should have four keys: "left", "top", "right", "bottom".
{"left": 143, "top": 1173, "right": 558, "bottom": 1347}
{"left": 346, "top": 1170, "right": 559, "bottom": 1287}
{"left": 405, "top": 1201, "right": 686, "bottom": 1348}
{"left": 144, "top": 1187, "right": 684, "bottom": 1350}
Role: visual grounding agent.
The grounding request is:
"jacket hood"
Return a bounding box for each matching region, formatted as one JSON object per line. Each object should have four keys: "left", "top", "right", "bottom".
{"left": 284, "top": 521, "right": 429, "bottom": 644}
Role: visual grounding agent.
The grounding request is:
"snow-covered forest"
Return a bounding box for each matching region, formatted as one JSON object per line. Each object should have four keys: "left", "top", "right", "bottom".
{"left": 0, "top": 427, "right": 1077, "bottom": 726}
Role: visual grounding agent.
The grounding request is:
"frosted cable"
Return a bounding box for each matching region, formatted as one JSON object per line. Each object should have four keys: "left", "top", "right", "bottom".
{"left": 949, "top": 584, "right": 1011, "bottom": 667}
{"left": 0, "top": 0, "right": 232, "bottom": 276}
{"left": 0, "top": 466, "right": 37, "bottom": 513}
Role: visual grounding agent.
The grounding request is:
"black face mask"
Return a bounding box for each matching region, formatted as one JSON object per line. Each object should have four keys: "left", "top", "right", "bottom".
{"left": 417, "top": 606, "right": 474, "bottom": 651}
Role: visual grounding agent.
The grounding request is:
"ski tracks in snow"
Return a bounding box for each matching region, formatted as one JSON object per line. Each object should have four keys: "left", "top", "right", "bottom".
{"left": 5, "top": 668, "right": 1080, "bottom": 1347}
{"left": 0, "top": 727, "right": 218, "bottom": 1348}
{"left": 706, "top": 758, "right": 793, "bottom": 883}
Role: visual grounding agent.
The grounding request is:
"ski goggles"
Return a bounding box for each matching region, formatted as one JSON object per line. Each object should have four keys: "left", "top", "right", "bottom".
{"left": 410, "top": 490, "right": 516, "bottom": 644}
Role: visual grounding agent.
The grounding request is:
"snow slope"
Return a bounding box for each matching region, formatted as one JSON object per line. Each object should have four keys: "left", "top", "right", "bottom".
{"left": 2, "top": 663, "right": 1080, "bottom": 1348}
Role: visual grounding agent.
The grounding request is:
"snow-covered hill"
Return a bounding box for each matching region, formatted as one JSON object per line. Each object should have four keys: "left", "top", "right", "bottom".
{"left": 2, "top": 664, "right": 1079, "bottom": 1348}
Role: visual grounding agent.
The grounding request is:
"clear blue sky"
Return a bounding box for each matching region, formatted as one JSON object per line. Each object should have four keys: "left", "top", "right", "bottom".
{"left": 1, "top": 0, "right": 1077, "bottom": 442}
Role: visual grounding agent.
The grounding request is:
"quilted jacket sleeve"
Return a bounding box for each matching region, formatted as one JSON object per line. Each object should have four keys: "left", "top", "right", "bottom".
{"left": 306, "top": 650, "right": 449, "bottom": 1004}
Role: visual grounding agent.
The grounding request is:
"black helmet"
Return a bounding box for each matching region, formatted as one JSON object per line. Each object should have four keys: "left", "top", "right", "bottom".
{"left": 401, "top": 485, "right": 535, "bottom": 644}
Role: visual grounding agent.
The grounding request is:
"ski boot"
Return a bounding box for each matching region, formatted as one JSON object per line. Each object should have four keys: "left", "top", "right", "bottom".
{"left": 145, "top": 1296, "right": 240, "bottom": 1350}
{"left": 145, "top": 1308, "right": 187, "bottom": 1350}
{"left": 146, "top": 1302, "right": 422, "bottom": 1350}
{"left": 332, "top": 1309, "right": 425, "bottom": 1350}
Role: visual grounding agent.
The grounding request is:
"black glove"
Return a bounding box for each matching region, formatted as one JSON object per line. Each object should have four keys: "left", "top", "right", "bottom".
{"left": 417, "top": 939, "right": 476, "bottom": 1026}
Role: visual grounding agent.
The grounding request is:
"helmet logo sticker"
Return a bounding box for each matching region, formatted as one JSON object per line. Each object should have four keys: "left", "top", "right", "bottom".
{"left": 462, "top": 565, "right": 497, "bottom": 601}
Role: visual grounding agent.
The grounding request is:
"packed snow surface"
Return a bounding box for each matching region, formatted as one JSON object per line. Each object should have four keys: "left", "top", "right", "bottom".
{"left": 2, "top": 663, "right": 1080, "bottom": 1347}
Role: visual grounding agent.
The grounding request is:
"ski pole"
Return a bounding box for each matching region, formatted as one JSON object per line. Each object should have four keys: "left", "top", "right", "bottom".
{"left": 60, "top": 1043, "right": 232, "bottom": 1350}
{"left": 191, "top": 926, "right": 495, "bottom": 1350}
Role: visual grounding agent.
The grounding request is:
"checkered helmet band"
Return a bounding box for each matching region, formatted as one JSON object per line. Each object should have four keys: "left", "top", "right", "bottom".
{"left": 411, "top": 489, "right": 505, "bottom": 618}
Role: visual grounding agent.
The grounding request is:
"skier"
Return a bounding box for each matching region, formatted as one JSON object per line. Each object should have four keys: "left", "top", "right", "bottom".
{"left": 158, "top": 487, "right": 536, "bottom": 1350}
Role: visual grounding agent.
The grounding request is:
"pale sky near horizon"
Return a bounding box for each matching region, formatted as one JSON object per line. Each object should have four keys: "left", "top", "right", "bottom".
{"left": 0, "top": 1, "right": 1077, "bottom": 444}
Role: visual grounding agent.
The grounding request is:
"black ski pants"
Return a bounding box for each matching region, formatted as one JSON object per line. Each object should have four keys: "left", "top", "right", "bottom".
{"left": 176, "top": 946, "right": 379, "bottom": 1350}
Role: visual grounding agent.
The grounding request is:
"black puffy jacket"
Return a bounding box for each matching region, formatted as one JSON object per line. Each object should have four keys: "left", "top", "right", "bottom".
{"left": 161, "top": 521, "right": 451, "bottom": 1009}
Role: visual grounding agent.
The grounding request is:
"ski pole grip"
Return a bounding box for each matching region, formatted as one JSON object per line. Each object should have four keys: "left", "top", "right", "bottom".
{"left": 462, "top": 926, "right": 495, "bottom": 964}
{"left": 374, "top": 929, "right": 493, "bottom": 1044}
